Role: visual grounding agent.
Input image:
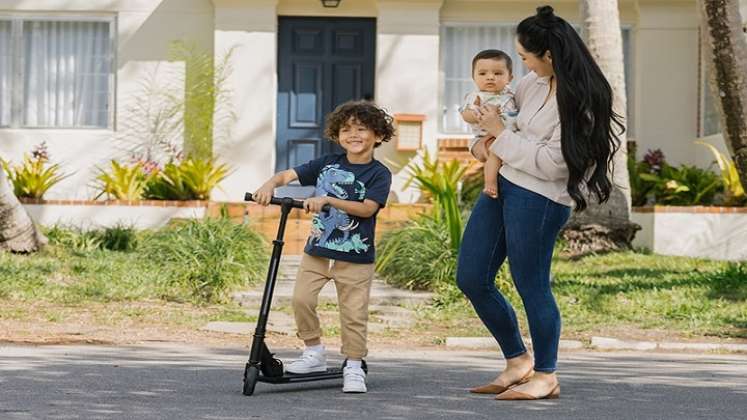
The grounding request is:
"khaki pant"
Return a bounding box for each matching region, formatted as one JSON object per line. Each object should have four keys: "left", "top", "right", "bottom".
{"left": 292, "top": 253, "right": 375, "bottom": 359}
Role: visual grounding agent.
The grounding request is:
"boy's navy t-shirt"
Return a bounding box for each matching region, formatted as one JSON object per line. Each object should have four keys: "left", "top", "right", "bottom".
{"left": 293, "top": 153, "right": 392, "bottom": 264}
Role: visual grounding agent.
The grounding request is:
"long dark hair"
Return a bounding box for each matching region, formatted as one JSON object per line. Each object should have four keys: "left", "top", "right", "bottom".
{"left": 517, "top": 5, "right": 624, "bottom": 211}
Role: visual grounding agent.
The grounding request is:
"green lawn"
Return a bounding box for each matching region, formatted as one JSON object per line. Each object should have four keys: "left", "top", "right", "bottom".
{"left": 419, "top": 251, "right": 747, "bottom": 341}
{"left": 1, "top": 231, "right": 745, "bottom": 344}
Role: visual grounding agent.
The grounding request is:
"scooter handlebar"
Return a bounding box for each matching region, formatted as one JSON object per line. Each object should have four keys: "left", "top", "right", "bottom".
{"left": 244, "top": 192, "right": 331, "bottom": 212}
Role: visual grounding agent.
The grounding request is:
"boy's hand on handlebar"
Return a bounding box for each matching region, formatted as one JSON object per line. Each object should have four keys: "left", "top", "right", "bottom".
{"left": 304, "top": 196, "right": 330, "bottom": 213}
{"left": 252, "top": 185, "right": 274, "bottom": 206}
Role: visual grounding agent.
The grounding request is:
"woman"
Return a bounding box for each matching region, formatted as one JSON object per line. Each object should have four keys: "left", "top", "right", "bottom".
{"left": 456, "top": 5, "right": 623, "bottom": 401}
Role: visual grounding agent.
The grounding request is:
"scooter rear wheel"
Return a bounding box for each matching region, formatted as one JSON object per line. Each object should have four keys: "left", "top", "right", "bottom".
{"left": 243, "top": 365, "right": 259, "bottom": 396}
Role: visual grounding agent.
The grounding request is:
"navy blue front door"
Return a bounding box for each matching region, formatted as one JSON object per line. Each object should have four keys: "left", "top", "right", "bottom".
{"left": 276, "top": 17, "right": 376, "bottom": 173}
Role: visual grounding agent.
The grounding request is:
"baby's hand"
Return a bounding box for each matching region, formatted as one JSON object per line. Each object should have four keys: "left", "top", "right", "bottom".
{"left": 473, "top": 96, "right": 482, "bottom": 107}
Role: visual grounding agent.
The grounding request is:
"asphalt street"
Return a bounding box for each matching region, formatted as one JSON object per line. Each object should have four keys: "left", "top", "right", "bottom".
{"left": 1, "top": 344, "right": 746, "bottom": 419}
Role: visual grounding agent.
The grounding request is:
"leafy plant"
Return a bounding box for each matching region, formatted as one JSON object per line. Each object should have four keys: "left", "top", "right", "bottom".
{"left": 639, "top": 163, "right": 721, "bottom": 206}
{"left": 144, "top": 158, "right": 230, "bottom": 200}
{"left": 94, "top": 160, "right": 156, "bottom": 200}
{"left": 139, "top": 217, "right": 268, "bottom": 302}
{"left": 402, "top": 149, "right": 472, "bottom": 251}
{"left": 2, "top": 142, "right": 69, "bottom": 199}
{"left": 695, "top": 141, "right": 746, "bottom": 206}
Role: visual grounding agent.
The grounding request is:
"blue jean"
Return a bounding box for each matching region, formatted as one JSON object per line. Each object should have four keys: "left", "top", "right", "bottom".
{"left": 456, "top": 177, "right": 571, "bottom": 372}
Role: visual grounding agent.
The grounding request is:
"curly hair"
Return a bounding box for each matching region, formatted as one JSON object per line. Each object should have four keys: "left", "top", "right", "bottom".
{"left": 324, "top": 101, "right": 395, "bottom": 148}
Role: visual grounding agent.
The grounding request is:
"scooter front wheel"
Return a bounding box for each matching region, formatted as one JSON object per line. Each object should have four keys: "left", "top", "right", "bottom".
{"left": 243, "top": 365, "right": 259, "bottom": 396}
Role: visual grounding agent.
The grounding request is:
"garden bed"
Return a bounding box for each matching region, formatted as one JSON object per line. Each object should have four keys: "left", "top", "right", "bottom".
{"left": 632, "top": 206, "right": 747, "bottom": 261}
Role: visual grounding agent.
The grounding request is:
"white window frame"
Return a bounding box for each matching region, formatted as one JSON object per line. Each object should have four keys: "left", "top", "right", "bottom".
{"left": 0, "top": 13, "right": 117, "bottom": 130}
{"left": 438, "top": 22, "right": 636, "bottom": 139}
{"left": 439, "top": 22, "right": 520, "bottom": 135}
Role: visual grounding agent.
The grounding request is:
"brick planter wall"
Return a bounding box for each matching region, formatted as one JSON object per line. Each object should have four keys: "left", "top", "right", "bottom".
{"left": 208, "top": 202, "right": 432, "bottom": 255}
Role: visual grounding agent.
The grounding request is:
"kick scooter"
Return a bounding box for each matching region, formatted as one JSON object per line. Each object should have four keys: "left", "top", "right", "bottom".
{"left": 242, "top": 193, "right": 365, "bottom": 396}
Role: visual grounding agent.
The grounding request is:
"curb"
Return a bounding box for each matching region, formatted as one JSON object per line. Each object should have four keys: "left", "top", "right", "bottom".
{"left": 445, "top": 336, "right": 747, "bottom": 354}
{"left": 445, "top": 337, "right": 583, "bottom": 350}
{"left": 590, "top": 336, "right": 747, "bottom": 353}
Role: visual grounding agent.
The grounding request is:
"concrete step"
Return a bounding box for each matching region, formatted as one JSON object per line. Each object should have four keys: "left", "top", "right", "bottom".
{"left": 237, "top": 256, "right": 434, "bottom": 307}
{"left": 233, "top": 279, "right": 433, "bottom": 307}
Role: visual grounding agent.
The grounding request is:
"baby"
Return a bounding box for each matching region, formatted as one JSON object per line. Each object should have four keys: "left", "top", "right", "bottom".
{"left": 460, "top": 49, "right": 518, "bottom": 198}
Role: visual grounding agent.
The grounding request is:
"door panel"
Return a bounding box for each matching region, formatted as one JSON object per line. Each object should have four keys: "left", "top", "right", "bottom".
{"left": 276, "top": 17, "right": 375, "bottom": 174}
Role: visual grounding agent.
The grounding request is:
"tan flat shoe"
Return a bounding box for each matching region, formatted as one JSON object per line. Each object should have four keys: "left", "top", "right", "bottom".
{"left": 469, "top": 370, "right": 534, "bottom": 394}
{"left": 495, "top": 384, "right": 560, "bottom": 400}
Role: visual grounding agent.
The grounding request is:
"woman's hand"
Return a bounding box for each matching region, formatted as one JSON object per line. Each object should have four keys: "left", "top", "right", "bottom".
{"left": 477, "top": 103, "right": 505, "bottom": 137}
{"left": 471, "top": 136, "right": 496, "bottom": 163}
{"left": 303, "top": 196, "right": 330, "bottom": 213}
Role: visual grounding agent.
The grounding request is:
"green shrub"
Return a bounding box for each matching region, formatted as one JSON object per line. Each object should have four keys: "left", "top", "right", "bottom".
{"left": 139, "top": 217, "right": 268, "bottom": 302}
{"left": 377, "top": 215, "right": 456, "bottom": 291}
{"left": 630, "top": 148, "right": 724, "bottom": 206}
{"left": 376, "top": 214, "right": 515, "bottom": 306}
{"left": 640, "top": 163, "right": 721, "bottom": 205}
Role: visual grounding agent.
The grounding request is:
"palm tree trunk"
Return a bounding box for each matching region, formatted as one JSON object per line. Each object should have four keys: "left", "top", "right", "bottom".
{"left": 0, "top": 168, "right": 47, "bottom": 252}
{"left": 562, "top": 0, "right": 639, "bottom": 257}
{"left": 580, "top": 0, "right": 631, "bottom": 203}
{"left": 699, "top": 0, "right": 747, "bottom": 189}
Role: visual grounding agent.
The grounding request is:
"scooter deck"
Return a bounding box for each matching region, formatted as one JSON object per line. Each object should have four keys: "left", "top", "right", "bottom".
{"left": 258, "top": 368, "right": 343, "bottom": 384}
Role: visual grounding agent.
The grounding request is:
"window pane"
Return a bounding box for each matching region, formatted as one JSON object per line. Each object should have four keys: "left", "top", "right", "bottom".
{"left": 23, "top": 20, "right": 111, "bottom": 128}
{"left": 441, "top": 25, "right": 635, "bottom": 137}
{"left": 440, "top": 25, "right": 527, "bottom": 134}
{"left": 0, "top": 20, "right": 11, "bottom": 127}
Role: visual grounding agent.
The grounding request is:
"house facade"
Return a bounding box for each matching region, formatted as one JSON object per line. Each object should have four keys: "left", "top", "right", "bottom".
{"left": 0, "top": 0, "right": 743, "bottom": 203}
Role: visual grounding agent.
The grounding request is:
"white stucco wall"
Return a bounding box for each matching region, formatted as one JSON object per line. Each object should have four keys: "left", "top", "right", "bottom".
{"left": 0, "top": 0, "right": 733, "bottom": 204}
{"left": 211, "top": 0, "right": 277, "bottom": 202}
{"left": 635, "top": 2, "right": 699, "bottom": 166}
{"left": 0, "top": 0, "right": 214, "bottom": 200}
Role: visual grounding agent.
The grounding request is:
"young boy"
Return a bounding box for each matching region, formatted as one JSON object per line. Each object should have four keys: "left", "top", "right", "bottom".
{"left": 460, "top": 49, "right": 518, "bottom": 199}
{"left": 252, "top": 101, "right": 394, "bottom": 393}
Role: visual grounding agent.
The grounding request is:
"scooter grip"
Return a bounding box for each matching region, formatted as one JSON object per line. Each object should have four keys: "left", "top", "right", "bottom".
{"left": 244, "top": 192, "right": 330, "bottom": 212}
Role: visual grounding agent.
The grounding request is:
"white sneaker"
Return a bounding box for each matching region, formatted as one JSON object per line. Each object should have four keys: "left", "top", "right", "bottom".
{"left": 285, "top": 348, "right": 327, "bottom": 374}
{"left": 342, "top": 366, "right": 367, "bottom": 393}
